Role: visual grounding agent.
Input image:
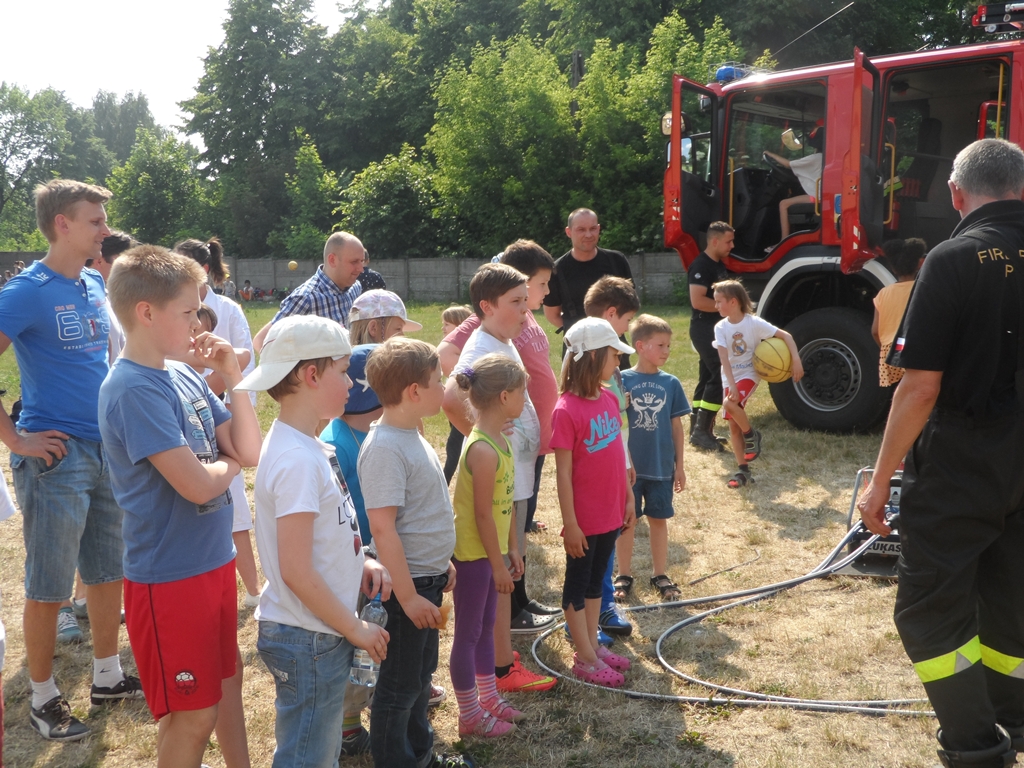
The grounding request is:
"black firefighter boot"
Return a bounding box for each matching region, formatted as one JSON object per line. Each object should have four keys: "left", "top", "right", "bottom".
{"left": 706, "top": 412, "right": 730, "bottom": 448}
{"left": 935, "top": 725, "right": 1016, "bottom": 768}
{"left": 1002, "top": 724, "right": 1024, "bottom": 754}
{"left": 689, "top": 409, "right": 722, "bottom": 452}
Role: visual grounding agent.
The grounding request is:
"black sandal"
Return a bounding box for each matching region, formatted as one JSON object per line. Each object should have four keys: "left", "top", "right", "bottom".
{"left": 650, "top": 575, "right": 681, "bottom": 601}
{"left": 728, "top": 469, "right": 753, "bottom": 488}
{"left": 612, "top": 575, "right": 633, "bottom": 601}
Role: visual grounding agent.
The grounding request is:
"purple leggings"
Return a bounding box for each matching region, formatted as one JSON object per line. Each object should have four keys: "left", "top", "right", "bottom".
{"left": 450, "top": 557, "right": 498, "bottom": 692}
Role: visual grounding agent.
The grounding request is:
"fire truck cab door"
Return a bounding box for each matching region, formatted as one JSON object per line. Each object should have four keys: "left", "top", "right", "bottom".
{"left": 840, "top": 49, "right": 884, "bottom": 274}
{"left": 664, "top": 75, "right": 720, "bottom": 264}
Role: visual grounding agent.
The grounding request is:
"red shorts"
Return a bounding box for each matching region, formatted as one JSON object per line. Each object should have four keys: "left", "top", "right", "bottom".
{"left": 124, "top": 559, "right": 238, "bottom": 720}
{"left": 723, "top": 378, "right": 758, "bottom": 420}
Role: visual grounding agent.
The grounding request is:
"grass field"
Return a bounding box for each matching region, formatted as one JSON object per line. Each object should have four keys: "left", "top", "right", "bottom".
{"left": 0, "top": 302, "right": 942, "bottom": 768}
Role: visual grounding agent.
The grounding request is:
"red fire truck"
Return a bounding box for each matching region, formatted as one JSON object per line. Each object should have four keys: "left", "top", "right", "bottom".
{"left": 664, "top": 37, "right": 1020, "bottom": 431}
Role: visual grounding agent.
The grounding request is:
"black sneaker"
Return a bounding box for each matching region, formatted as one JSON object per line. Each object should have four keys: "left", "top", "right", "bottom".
{"left": 430, "top": 753, "right": 478, "bottom": 768}
{"left": 510, "top": 609, "right": 556, "bottom": 634}
{"left": 524, "top": 599, "right": 562, "bottom": 616}
{"left": 90, "top": 674, "right": 144, "bottom": 705}
{"left": 30, "top": 696, "right": 90, "bottom": 741}
{"left": 341, "top": 725, "right": 371, "bottom": 756}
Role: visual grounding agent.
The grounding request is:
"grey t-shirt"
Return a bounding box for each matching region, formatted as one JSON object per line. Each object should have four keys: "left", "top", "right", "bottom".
{"left": 359, "top": 422, "right": 456, "bottom": 577}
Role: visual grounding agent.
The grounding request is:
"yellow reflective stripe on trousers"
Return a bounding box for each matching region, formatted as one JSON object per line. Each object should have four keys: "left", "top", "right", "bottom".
{"left": 913, "top": 636, "right": 982, "bottom": 683}
{"left": 981, "top": 643, "right": 1024, "bottom": 679}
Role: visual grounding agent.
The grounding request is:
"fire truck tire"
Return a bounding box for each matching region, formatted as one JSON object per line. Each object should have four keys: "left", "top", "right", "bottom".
{"left": 769, "top": 308, "right": 890, "bottom": 433}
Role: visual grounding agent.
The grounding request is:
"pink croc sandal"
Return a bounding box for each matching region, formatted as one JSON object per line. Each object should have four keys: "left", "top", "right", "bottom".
{"left": 596, "top": 646, "right": 631, "bottom": 672}
{"left": 571, "top": 653, "right": 625, "bottom": 688}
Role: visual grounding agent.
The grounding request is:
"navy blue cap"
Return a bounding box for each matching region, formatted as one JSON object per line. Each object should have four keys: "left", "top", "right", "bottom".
{"left": 347, "top": 344, "right": 382, "bottom": 414}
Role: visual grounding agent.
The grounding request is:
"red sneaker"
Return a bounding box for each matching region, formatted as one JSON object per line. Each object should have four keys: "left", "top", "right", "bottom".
{"left": 495, "top": 660, "right": 557, "bottom": 693}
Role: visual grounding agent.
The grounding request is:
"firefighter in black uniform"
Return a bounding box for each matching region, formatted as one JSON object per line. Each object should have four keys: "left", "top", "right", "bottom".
{"left": 687, "top": 222, "right": 733, "bottom": 451}
{"left": 860, "top": 139, "right": 1024, "bottom": 768}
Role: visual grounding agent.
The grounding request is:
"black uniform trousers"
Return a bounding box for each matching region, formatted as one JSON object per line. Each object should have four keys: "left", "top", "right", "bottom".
{"left": 896, "top": 410, "right": 1024, "bottom": 751}
{"left": 689, "top": 315, "right": 723, "bottom": 411}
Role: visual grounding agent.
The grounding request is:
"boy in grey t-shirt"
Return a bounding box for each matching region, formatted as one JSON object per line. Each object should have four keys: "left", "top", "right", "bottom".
{"left": 359, "top": 337, "right": 470, "bottom": 768}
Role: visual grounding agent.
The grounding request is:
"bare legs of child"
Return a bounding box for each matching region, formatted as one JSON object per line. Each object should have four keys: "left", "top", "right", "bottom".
{"left": 232, "top": 531, "right": 260, "bottom": 603}
{"left": 723, "top": 384, "right": 760, "bottom": 488}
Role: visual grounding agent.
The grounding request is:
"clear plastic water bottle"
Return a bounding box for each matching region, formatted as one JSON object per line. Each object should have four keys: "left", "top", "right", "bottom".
{"left": 349, "top": 594, "right": 388, "bottom": 687}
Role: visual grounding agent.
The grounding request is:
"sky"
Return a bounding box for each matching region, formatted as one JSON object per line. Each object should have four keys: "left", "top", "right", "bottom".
{"left": 0, "top": 0, "right": 348, "bottom": 137}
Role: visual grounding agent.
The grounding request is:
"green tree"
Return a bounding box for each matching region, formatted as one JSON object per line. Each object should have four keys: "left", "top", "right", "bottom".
{"left": 181, "top": 0, "right": 331, "bottom": 256}
{"left": 339, "top": 144, "right": 446, "bottom": 259}
{"left": 270, "top": 133, "right": 342, "bottom": 260}
{"left": 318, "top": 11, "right": 429, "bottom": 174}
{"left": 428, "top": 37, "right": 576, "bottom": 256}
{"left": 570, "top": 15, "right": 743, "bottom": 252}
{"left": 92, "top": 90, "right": 160, "bottom": 163}
{"left": 52, "top": 98, "right": 116, "bottom": 184}
{"left": 182, "top": 0, "right": 327, "bottom": 170}
{"left": 0, "top": 84, "right": 69, "bottom": 223}
{"left": 106, "top": 129, "right": 208, "bottom": 245}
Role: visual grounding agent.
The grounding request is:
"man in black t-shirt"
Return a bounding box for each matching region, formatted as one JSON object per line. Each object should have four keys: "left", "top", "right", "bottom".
{"left": 687, "top": 222, "right": 733, "bottom": 451}
{"left": 859, "top": 139, "right": 1024, "bottom": 767}
{"left": 543, "top": 208, "right": 633, "bottom": 339}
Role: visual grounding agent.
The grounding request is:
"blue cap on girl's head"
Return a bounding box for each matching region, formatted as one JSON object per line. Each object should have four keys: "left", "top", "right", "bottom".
{"left": 347, "top": 344, "right": 383, "bottom": 414}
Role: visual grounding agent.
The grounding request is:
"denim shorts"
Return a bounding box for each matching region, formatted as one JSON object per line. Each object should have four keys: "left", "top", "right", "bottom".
{"left": 258, "top": 620, "right": 355, "bottom": 768}
{"left": 633, "top": 477, "right": 675, "bottom": 520}
{"left": 12, "top": 435, "right": 124, "bottom": 602}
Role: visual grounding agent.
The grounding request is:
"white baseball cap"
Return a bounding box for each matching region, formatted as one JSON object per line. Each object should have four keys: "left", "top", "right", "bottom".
{"left": 348, "top": 290, "right": 422, "bottom": 332}
{"left": 236, "top": 315, "right": 352, "bottom": 392}
{"left": 564, "top": 317, "right": 635, "bottom": 361}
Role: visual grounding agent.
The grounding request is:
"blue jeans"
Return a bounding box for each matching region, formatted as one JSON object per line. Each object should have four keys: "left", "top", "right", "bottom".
{"left": 602, "top": 528, "right": 621, "bottom": 611}
{"left": 12, "top": 435, "right": 124, "bottom": 601}
{"left": 370, "top": 574, "right": 446, "bottom": 768}
{"left": 258, "top": 620, "right": 355, "bottom": 768}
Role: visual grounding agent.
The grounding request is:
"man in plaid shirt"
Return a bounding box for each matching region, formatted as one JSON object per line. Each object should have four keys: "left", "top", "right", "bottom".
{"left": 253, "top": 231, "right": 365, "bottom": 351}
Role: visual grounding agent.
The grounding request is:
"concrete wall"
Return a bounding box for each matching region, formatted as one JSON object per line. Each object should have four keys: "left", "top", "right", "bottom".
{"left": 229, "top": 253, "right": 686, "bottom": 304}
{"left": 2, "top": 252, "right": 686, "bottom": 303}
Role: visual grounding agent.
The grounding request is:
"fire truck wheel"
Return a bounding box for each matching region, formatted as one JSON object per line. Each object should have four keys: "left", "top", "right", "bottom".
{"left": 769, "top": 308, "right": 891, "bottom": 433}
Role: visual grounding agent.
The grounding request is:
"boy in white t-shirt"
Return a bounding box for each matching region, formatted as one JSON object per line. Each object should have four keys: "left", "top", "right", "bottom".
{"left": 441, "top": 263, "right": 555, "bottom": 690}
{"left": 712, "top": 280, "right": 802, "bottom": 488}
{"left": 235, "top": 315, "right": 391, "bottom": 768}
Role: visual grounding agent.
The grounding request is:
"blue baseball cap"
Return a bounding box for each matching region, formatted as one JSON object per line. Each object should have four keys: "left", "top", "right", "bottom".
{"left": 347, "top": 344, "right": 382, "bottom": 414}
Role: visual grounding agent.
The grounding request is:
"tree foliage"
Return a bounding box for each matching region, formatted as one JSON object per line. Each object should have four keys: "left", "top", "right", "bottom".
{"left": 339, "top": 144, "right": 446, "bottom": 259}
{"left": 106, "top": 129, "right": 209, "bottom": 246}
{"left": 428, "top": 37, "right": 576, "bottom": 256}
{"left": 270, "top": 133, "right": 343, "bottom": 260}
{"left": 0, "top": 0, "right": 1003, "bottom": 257}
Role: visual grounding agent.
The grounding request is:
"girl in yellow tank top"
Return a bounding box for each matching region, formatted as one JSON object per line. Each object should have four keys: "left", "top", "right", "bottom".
{"left": 449, "top": 353, "right": 529, "bottom": 738}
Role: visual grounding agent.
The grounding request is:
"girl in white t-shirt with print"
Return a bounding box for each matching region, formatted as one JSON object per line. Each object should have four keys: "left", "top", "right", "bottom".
{"left": 712, "top": 280, "right": 803, "bottom": 488}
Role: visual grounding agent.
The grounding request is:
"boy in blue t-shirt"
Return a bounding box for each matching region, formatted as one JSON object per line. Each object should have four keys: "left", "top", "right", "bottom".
{"left": 617, "top": 314, "right": 690, "bottom": 602}
{"left": 98, "top": 245, "right": 262, "bottom": 768}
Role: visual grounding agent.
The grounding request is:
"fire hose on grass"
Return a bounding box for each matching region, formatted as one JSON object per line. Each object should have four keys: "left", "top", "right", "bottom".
{"left": 530, "top": 505, "right": 933, "bottom": 717}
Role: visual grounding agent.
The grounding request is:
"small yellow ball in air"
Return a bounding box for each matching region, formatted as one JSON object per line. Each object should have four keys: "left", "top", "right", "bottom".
{"left": 288, "top": 260, "right": 298, "bottom": 271}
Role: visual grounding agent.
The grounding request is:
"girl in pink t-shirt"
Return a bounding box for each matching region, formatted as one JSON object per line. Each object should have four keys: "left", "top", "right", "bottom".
{"left": 550, "top": 318, "right": 636, "bottom": 688}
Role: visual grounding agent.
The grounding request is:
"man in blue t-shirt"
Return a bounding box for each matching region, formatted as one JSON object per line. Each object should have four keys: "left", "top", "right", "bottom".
{"left": 617, "top": 314, "right": 690, "bottom": 603}
{"left": 0, "top": 180, "right": 142, "bottom": 741}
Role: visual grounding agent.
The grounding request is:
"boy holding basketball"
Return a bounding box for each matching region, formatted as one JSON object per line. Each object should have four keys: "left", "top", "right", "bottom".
{"left": 617, "top": 314, "right": 690, "bottom": 602}
{"left": 712, "top": 280, "right": 802, "bottom": 488}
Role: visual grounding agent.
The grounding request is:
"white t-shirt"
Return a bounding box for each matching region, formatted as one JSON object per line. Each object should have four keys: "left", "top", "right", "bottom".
{"left": 106, "top": 297, "right": 125, "bottom": 365}
{"left": 254, "top": 420, "right": 364, "bottom": 636}
{"left": 454, "top": 327, "right": 540, "bottom": 500}
{"left": 204, "top": 290, "right": 257, "bottom": 526}
{"left": 790, "top": 153, "right": 822, "bottom": 198}
{"left": 713, "top": 314, "right": 779, "bottom": 387}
